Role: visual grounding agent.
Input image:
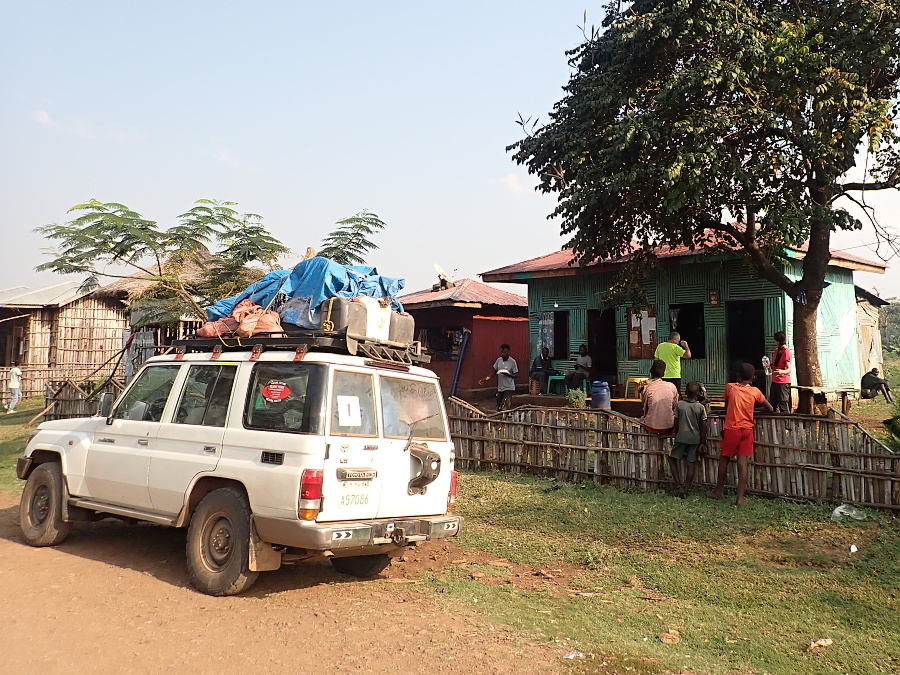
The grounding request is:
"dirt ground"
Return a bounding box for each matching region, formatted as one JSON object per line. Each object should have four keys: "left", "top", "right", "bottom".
{"left": 0, "top": 491, "right": 569, "bottom": 675}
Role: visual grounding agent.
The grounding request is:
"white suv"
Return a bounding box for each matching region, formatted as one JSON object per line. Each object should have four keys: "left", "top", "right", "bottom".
{"left": 17, "top": 339, "right": 461, "bottom": 596}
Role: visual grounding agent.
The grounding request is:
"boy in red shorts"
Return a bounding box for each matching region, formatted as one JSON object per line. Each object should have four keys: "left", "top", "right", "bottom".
{"left": 708, "top": 362, "right": 773, "bottom": 507}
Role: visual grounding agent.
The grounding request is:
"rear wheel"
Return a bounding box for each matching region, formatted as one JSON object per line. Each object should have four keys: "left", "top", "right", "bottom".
{"left": 330, "top": 553, "right": 392, "bottom": 577}
{"left": 20, "top": 462, "right": 72, "bottom": 547}
{"left": 186, "top": 488, "right": 259, "bottom": 596}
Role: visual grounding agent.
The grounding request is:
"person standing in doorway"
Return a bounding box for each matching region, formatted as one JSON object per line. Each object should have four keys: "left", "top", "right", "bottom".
{"left": 564, "top": 344, "right": 592, "bottom": 391}
{"left": 708, "top": 362, "right": 773, "bottom": 507}
{"left": 654, "top": 332, "right": 691, "bottom": 393}
{"left": 478, "top": 344, "right": 519, "bottom": 411}
{"left": 7, "top": 362, "right": 33, "bottom": 413}
{"left": 769, "top": 331, "right": 792, "bottom": 413}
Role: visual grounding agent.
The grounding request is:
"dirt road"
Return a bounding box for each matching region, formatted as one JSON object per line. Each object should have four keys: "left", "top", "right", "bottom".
{"left": 0, "top": 492, "right": 562, "bottom": 675}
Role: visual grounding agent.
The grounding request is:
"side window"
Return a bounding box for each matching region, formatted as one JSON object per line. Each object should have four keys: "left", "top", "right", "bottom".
{"left": 174, "top": 365, "right": 237, "bottom": 427}
{"left": 330, "top": 371, "right": 377, "bottom": 437}
{"left": 244, "top": 363, "right": 325, "bottom": 434}
{"left": 112, "top": 365, "right": 181, "bottom": 422}
{"left": 380, "top": 376, "right": 447, "bottom": 440}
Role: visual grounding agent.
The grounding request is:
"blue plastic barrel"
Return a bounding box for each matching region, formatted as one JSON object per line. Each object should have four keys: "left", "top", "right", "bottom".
{"left": 591, "top": 381, "right": 611, "bottom": 410}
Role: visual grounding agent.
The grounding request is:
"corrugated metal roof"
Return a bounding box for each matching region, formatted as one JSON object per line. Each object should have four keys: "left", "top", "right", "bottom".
{"left": 399, "top": 278, "right": 527, "bottom": 309}
{"left": 481, "top": 240, "right": 886, "bottom": 281}
{"left": 0, "top": 280, "right": 92, "bottom": 308}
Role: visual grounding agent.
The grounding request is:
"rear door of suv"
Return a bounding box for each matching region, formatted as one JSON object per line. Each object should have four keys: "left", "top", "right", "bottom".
{"left": 375, "top": 373, "right": 452, "bottom": 518}
{"left": 317, "top": 367, "right": 384, "bottom": 522}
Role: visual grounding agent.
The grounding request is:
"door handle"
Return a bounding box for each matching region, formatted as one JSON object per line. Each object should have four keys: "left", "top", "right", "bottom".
{"left": 202, "top": 446, "right": 217, "bottom": 453}
{"left": 137, "top": 439, "right": 149, "bottom": 446}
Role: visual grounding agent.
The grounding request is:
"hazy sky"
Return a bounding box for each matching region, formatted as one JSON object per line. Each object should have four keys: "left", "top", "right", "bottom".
{"left": 2, "top": 2, "right": 898, "bottom": 300}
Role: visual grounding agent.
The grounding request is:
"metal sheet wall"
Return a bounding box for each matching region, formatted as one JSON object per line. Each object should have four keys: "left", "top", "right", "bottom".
{"left": 525, "top": 257, "right": 864, "bottom": 397}
{"left": 783, "top": 263, "right": 860, "bottom": 388}
{"left": 469, "top": 316, "right": 530, "bottom": 392}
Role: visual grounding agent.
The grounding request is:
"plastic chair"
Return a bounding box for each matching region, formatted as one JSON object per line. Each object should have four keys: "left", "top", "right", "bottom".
{"left": 625, "top": 377, "right": 649, "bottom": 399}
{"left": 546, "top": 375, "right": 566, "bottom": 395}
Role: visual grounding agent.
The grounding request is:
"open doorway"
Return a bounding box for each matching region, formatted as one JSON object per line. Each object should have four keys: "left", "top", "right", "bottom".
{"left": 726, "top": 300, "right": 765, "bottom": 384}
{"left": 588, "top": 309, "right": 617, "bottom": 385}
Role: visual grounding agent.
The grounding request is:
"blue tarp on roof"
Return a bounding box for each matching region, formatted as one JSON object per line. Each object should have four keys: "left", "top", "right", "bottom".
{"left": 204, "top": 257, "right": 405, "bottom": 321}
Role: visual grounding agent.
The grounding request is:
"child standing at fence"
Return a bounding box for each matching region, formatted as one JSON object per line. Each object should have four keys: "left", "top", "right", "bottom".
{"left": 669, "top": 381, "right": 707, "bottom": 498}
{"left": 709, "top": 363, "right": 773, "bottom": 507}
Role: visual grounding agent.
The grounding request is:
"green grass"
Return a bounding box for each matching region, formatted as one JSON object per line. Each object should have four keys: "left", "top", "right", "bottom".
{"left": 435, "top": 472, "right": 900, "bottom": 675}
{"left": 0, "top": 397, "right": 45, "bottom": 492}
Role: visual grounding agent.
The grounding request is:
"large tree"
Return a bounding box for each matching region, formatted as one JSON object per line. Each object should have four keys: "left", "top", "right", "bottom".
{"left": 37, "top": 199, "right": 290, "bottom": 321}
{"left": 510, "top": 0, "right": 900, "bottom": 388}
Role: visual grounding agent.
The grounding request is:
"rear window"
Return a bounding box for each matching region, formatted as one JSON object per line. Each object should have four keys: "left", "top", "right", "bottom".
{"left": 380, "top": 375, "right": 447, "bottom": 440}
{"left": 244, "top": 363, "right": 326, "bottom": 434}
{"left": 330, "top": 371, "right": 377, "bottom": 437}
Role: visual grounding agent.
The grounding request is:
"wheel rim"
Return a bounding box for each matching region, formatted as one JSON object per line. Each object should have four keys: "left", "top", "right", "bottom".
{"left": 30, "top": 484, "right": 51, "bottom": 526}
{"left": 201, "top": 513, "right": 234, "bottom": 571}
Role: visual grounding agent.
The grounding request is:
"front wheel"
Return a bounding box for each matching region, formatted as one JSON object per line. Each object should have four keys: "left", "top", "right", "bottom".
{"left": 330, "top": 553, "right": 392, "bottom": 577}
{"left": 186, "top": 488, "right": 259, "bottom": 596}
{"left": 20, "top": 462, "right": 72, "bottom": 547}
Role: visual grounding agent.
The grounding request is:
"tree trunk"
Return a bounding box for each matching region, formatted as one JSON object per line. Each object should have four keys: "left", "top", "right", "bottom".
{"left": 792, "top": 300, "right": 823, "bottom": 413}
{"left": 791, "top": 188, "right": 832, "bottom": 411}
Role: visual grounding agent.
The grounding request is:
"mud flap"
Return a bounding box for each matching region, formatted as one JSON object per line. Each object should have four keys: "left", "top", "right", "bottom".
{"left": 407, "top": 442, "right": 441, "bottom": 495}
{"left": 249, "top": 520, "right": 282, "bottom": 572}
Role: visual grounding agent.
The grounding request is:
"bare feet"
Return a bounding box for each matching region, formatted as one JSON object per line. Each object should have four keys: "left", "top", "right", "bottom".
{"left": 735, "top": 499, "right": 746, "bottom": 508}
{"left": 706, "top": 490, "right": 724, "bottom": 500}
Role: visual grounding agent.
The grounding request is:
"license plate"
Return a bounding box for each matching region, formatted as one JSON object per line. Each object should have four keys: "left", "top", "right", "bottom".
{"left": 338, "top": 491, "right": 371, "bottom": 508}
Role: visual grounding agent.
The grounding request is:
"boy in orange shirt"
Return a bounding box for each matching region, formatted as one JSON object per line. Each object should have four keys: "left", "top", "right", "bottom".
{"left": 708, "top": 363, "right": 773, "bottom": 507}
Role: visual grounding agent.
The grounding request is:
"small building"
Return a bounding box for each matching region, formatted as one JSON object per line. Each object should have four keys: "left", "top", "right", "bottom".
{"left": 0, "top": 281, "right": 129, "bottom": 402}
{"left": 855, "top": 286, "right": 888, "bottom": 378}
{"left": 481, "top": 245, "right": 885, "bottom": 398}
{"left": 399, "top": 278, "right": 529, "bottom": 396}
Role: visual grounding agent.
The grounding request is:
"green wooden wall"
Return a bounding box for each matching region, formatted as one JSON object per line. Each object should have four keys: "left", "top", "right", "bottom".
{"left": 526, "top": 257, "right": 860, "bottom": 397}
{"left": 782, "top": 262, "right": 860, "bottom": 389}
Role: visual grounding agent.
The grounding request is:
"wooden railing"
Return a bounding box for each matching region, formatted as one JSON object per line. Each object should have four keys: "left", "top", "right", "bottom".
{"left": 43, "top": 378, "right": 126, "bottom": 422}
{"left": 447, "top": 398, "right": 900, "bottom": 511}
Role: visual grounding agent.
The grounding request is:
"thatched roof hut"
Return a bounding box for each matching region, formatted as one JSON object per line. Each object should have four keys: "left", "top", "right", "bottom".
{"left": 90, "top": 249, "right": 218, "bottom": 304}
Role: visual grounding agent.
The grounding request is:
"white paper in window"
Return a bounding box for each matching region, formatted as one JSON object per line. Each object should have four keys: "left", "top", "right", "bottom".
{"left": 336, "top": 395, "right": 362, "bottom": 427}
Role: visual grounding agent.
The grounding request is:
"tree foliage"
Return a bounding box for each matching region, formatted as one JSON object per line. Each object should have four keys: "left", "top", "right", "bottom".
{"left": 37, "top": 199, "right": 290, "bottom": 322}
{"left": 510, "top": 0, "right": 900, "bottom": 386}
{"left": 318, "top": 210, "right": 386, "bottom": 266}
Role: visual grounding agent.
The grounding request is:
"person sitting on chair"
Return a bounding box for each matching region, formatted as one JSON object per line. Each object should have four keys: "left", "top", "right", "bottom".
{"left": 564, "top": 345, "right": 591, "bottom": 391}
{"left": 860, "top": 368, "right": 894, "bottom": 403}
{"left": 529, "top": 346, "right": 558, "bottom": 395}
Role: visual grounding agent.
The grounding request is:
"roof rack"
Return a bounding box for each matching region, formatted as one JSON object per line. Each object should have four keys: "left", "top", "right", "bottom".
{"left": 171, "top": 329, "right": 430, "bottom": 366}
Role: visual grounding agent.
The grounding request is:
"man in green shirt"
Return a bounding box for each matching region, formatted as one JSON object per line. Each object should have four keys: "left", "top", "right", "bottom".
{"left": 654, "top": 332, "right": 691, "bottom": 393}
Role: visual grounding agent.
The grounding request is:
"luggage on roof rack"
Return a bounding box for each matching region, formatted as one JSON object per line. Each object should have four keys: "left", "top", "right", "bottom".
{"left": 171, "top": 328, "right": 430, "bottom": 366}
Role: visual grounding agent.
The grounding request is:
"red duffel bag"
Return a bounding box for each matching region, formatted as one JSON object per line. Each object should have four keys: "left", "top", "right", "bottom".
{"left": 236, "top": 305, "right": 284, "bottom": 337}
{"left": 196, "top": 315, "right": 240, "bottom": 338}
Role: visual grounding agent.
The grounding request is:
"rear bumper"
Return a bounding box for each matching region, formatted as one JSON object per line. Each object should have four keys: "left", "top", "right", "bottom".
{"left": 253, "top": 513, "right": 463, "bottom": 551}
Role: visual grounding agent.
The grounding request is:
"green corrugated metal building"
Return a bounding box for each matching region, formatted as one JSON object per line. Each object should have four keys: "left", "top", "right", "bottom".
{"left": 481, "top": 246, "right": 885, "bottom": 398}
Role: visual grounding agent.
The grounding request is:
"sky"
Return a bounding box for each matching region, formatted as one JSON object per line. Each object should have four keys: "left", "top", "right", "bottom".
{"left": 2, "top": 1, "right": 899, "bottom": 301}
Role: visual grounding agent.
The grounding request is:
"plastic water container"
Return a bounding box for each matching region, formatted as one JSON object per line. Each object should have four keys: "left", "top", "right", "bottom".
{"left": 591, "top": 381, "right": 611, "bottom": 410}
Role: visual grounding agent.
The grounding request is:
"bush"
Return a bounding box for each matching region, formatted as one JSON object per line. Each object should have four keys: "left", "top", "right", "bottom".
{"left": 566, "top": 388, "right": 587, "bottom": 408}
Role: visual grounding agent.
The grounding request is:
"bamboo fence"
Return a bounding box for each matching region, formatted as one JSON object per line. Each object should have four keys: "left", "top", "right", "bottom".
{"left": 43, "top": 378, "right": 126, "bottom": 422}
{"left": 447, "top": 398, "right": 900, "bottom": 510}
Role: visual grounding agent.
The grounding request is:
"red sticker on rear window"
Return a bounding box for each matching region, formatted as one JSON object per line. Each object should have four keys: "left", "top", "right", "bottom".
{"left": 261, "top": 381, "right": 291, "bottom": 402}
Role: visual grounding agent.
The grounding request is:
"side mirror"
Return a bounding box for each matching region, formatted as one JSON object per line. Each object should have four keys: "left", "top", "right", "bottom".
{"left": 97, "top": 392, "right": 115, "bottom": 420}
